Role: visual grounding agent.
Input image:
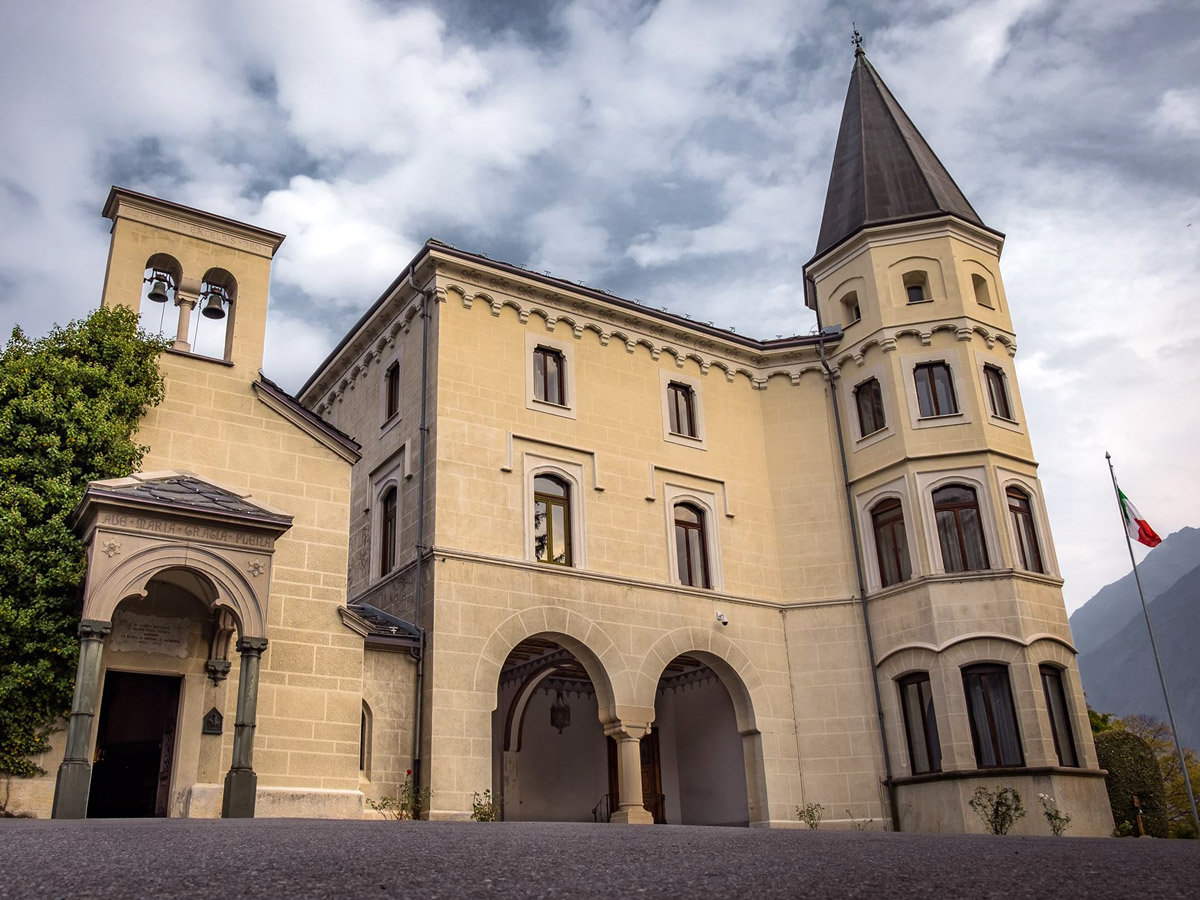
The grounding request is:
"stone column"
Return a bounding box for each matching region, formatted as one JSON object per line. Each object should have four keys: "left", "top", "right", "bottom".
{"left": 51, "top": 619, "right": 112, "bottom": 819}
{"left": 221, "top": 637, "right": 267, "bottom": 818}
{"left": 605, "top": 723, "right": 653, "bottom": 825}
{"left": 172, "top": 280, "right": 201, "bottom": 352}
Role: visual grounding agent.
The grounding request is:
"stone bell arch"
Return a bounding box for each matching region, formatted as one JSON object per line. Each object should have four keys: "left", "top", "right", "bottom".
{"left": 51, "top": 471, "right": 292, "bottom": 819}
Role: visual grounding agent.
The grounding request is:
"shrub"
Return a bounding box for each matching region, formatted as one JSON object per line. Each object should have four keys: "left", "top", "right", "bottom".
{"left": 797, "top": 802, "right": 825, "bottom": 830}
{"left": 968, "top": 786, "right": 1025, "bottom": 835}
{"left": 1095, "top": 729, "right": 1169, "bottom": 838}
{"left": 471, "top": 789, "right": 501, "bottom": 822}
{"left": 367, "top": 770, "right": 429, "bottom": 820}
{"left": 1038, "top": 793, "right": 1071, "bottom": 836}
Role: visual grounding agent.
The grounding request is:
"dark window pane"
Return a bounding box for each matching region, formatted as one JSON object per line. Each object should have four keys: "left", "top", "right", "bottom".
{"left": 872, "top": 499, "right": 911, "bottom": 588}
{"left": 533, "top": 350, "right": 546, "bottom": 401}
{"left": 380, "top": 488, "right": 397, "bottom": 576}
{"left": 907, "top": 284, "right": 926, "bottom": 303}
{"left": 855, "top": 378, "right": 885, "bottom": 436}
{"left": 534, "top": 498, "right": 549, "bottom": 561}
{"left": 915, "top": 367, "right": 936, "bottom": 417}
{"left": 675, "top": 504, "right": 709, "bottom": 587}
{"left": 936, "top": 509, "right": 964, "bottom": 573}
{"left": 1041, "top": 666, "right": 1078, "bottom": 767}
{"left": 933, "top": 485, "right": 988, "bottom": 573}
{"left": 932, "top": 364, "right": 958, "bottom": 414}
{"left": 963, "top": 665, "right": 1024, "bottom": 768}
{"left": 1007, "top": 488, "right": 1044, "bottom": 573}
{"left": 915, "top": 363, "right": 957, "bottom": 417}
{"left": 899, "top": 673, "right": 942, "bottom": 775}
{"left": 668, "top": 383, "right": 696, "bottom": 437}
{"left": 959, "top": 507, "right": 989, "bottom": 570}
{"left": 385, "top": 363, "right": 400, "bottom": 420}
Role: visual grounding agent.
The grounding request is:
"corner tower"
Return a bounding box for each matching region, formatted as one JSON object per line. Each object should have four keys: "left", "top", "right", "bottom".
{"left": 806, "top": 49, "right": 1112, "bottom": 834}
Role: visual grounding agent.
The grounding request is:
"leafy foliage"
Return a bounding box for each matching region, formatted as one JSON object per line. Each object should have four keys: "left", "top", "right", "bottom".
{"left": 796, "top": 801, "right": 825, "bottom": 829}
{"left": 0, "top": 306, "right": 165, "bottom": 776}
{"left": 1038, "top": 793, "right": 1071, "bottom": 836}
{"left": 968, "top": 785, "right": 1025, "bottom": 835}
{"left": 1095, "top": 728, "right": 1169, "bottom": 838}
{"left": 367, "top": 770, "right": 429, "bottom": 820}
{"left": 1118, "top": 714, "right": 1200, "bottom": 839}
{"left": 471, "top": 788, "right": 501, "bottom": 822}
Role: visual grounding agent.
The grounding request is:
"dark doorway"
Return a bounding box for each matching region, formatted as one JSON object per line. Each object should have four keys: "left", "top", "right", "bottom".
{"left": 87, "top": 671, "right": 181, "bottom": 818}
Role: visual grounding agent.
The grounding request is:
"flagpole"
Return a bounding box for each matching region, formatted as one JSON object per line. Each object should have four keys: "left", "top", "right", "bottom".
{"left": 1105, "top": 451, "right": 1199, "bottom": 836}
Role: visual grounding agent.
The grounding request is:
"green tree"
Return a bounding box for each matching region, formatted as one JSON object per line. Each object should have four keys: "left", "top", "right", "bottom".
{"left": 1095, "top": 727, "right": 1170, "bottom": 838}
{"left": 1120, "top": 714, "right": 1200, "bottom": 839}
{"left": 0, "top": 306, "right": 165, "bottom": 777}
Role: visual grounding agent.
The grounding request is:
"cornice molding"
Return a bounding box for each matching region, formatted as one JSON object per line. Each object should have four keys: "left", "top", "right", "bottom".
{"left": 103, "top": 187, "right": 285, "bottom": 259}
{"left": 252, "top": 381, "right": 361, "bottom": 463}
{"left": 832, "top": 316, "right": 1018, "bottom": 371}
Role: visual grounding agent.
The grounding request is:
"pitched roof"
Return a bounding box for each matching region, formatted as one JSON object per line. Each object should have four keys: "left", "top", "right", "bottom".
{"left": 83, "top": 473, "right": 293, "bottom": 527}
{"left": 813, "top": 49, "right": 986, "bottom": 260}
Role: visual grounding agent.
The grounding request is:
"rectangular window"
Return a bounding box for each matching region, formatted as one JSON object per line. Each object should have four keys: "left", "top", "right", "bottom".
{"left": 984, "top": 365, "right": 1012, "bottom": 420}
{"left": 914, "top": 362, "right": 958, "bottom": 417}
{"left": 533, "top": 346, "right": 565, "bottom": 406}
{"left": 963, "top": 665, "right": 1024, "bottom": 768}
{"left": 384, "top": 361, "right": 400, "bottom": 421}
{"left": 379, "top": 488, "right": 397, "bottom": 577}
{"left": 1040, "top": 666, "right": 1079, "bottom": 767}
{"left": 667, "top": 382, "right": 697, "bottom": 437}
{"left": 899, "top": 673, "right": 942, "bottom": 774}
{"left": 871, "top": 499, "right": 911, "bottom": 587}
{"left": 854, "top": 377, "right": 886, "bottom": 436}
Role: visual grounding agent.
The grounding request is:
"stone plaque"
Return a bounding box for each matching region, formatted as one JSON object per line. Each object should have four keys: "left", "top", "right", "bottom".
{"left": 108, "top": 612, "right": 191, "bottom": 658}
{"left": 202, "top": 707, "right": 224, "bottom": 735}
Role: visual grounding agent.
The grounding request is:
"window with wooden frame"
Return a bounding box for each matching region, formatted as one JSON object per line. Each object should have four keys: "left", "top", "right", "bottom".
{"left": 855, "top": 377, "right": 886, "bottom": 437}
{"left": 913, "top": 362, "right": 959, "bottom": 417}
{"left": 871, "top": 498, "right": 912, "bottom": 588}
{"left": 379, "top": 487, "right": 398, "bottom": 576}
{"left": 533, "top": 346, "right": 566, "bottom": 406}
{"left": 534, "top": 474, "right": 572, "bottom": 566}
{"left": 962, "top": 664, "right": 1024, "bottom": 768}
{"left": 984, "top": 364, "right": 1012, "bottom": 420}
{"left": 667, "top": 382, "right": 697, "bottom": 438}
{"left": 674, "top": 503, "right": 711, "bottom": 588}
{"left": 933, "top": 484, "right": 989, "bottom": 572}
{"left": 899, "top": 673, "right": 942, "bottom": 774}
{"left": 1007, "top": 487, "right": 1044, "bottom": 573}
{"left": 1039, "top": 665, "right": 1079, "bottom": 767}
{"left": 384, "top": 361, "right": 400, "bottom": 421}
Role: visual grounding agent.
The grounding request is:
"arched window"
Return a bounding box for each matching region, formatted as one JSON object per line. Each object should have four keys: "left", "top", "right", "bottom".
{"left": 534, "top": 474, "right": 572, "bottom": 566}
{"left": 871, "top": 498, "right": 911, "bottom": 587}
{"left": 903, "top": 271, "right": 930, "bottom": 304}
{"left": 379, "top": 487, "right": 398, "bottom": 576}
{"left": 674, "top": 503, "right": 711, "bottom": 588}
{"left": 1039, "top": 665, "right": 1078, "bottom": 767}
{"left": 984, "top": 365, "right": 1012, "bottom": 420}
{"left": 933, "top": 484, "right": 989, "bottom": 572}
{"left": 962, "top": 664, "right": 1023, "bottom": 767}
{"left": 898, "top": 672, "right": 942, "bottom": 774}
{"left": 1006, "top": 487, "right": 1044, "bottom": 573}
{"left": 384, "top": 361, "right": 400, "bottom": 421}
{"left": 360, "top": 701, "right": 372, "bottom": 774}
{"left": 972, "top": 273, "right": 993, "bottom": 308}
{"left": 840, "top": 290, "right": 861, "bottom": 325}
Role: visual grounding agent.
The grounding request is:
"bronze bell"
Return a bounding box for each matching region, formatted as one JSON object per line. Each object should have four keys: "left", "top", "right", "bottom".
{"left": 201, "top": 290, "right": 226, "bottom": 320}
{"left": 146, "top": 279, "right": 169, "bottom": 303}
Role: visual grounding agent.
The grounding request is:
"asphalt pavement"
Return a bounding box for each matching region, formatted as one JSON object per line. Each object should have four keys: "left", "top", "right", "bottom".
{"left": 1, "top": 819, "right": 1197, "bottom": 900}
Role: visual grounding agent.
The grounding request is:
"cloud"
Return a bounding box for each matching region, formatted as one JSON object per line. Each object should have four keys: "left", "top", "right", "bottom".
{"left": 0, "top": 0, "right": 1197, "bottom": 612}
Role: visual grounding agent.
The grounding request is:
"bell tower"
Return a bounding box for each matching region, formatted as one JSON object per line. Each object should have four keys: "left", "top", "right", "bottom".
{"left": 99, "top": 187, "right": 285, "bottom": 374}
{"left": 805, "top": 48, "right": 1111, "bottom": 832}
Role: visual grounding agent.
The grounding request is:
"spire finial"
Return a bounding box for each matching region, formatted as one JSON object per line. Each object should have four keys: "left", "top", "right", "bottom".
{"left": 852, "top": 24, "right": 864, "bottom": 57}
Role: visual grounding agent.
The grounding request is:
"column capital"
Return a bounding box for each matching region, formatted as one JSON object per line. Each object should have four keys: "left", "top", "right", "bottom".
{"left": 78, "top": 619, "right": 113, "bottom": 639}
{"left": 604, "top": 721, "right": 651, "bottom": 741}
{"left": 236, "top": 637, "right": 269, "bottom": 653}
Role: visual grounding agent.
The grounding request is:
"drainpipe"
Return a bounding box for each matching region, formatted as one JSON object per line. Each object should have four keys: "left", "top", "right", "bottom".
{"left": 407, "top": 267, "right": 431, "bottom": 805}
{"left": 809, "top": 275, "right": 900, "bottom": 832}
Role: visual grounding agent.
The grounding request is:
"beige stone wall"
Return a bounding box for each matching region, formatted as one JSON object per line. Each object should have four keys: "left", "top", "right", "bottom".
{"left": 361, "top": 647, "right": 418, "bottom": 802}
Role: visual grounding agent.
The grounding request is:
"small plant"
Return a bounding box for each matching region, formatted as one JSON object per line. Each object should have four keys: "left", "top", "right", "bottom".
{"left": 797, "top": 801, "right": 826, "bottom": 830}
{"left": 367, "top": 769, "right": 429, "bottom": 820}
{"left": 1038, "top": 793, "right": 1071, "bottom": 836}
{"left": 471, "top": 789, "right": 501, "bottom": 822}
{"left": 969, "top": 785, "right": 1025, "bottom": 835}
{"left": 846, "top": 808, "right": 874, "bottom": 831}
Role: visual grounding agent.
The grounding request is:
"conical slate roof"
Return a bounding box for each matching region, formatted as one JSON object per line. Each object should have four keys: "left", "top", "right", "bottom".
{"left": 813, "top": 49, "right": 985, "bottom": 259}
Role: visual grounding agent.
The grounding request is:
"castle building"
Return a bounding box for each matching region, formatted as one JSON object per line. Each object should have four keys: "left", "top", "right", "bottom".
{"left": 15, "top": 50, "right": 1112, "bottom": 833}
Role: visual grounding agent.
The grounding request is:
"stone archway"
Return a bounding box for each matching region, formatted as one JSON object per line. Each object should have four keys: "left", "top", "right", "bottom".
{"left": 50, "top": 472, "right": 291, "bottom": 820}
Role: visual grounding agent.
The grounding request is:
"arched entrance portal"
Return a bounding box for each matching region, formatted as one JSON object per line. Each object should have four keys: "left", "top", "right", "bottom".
{"left": 652, "top": 654, "right": 750, "bottom": 826}
{"left": 493, "top": 637, "right": 610, "bottom": 821}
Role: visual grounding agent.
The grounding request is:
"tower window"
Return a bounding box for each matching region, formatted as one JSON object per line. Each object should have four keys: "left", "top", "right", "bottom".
{"left": 840, "top": 291, "right": 861, "bottom": 326}
{"left": 667, "top": 382, "right": 697, "bottom": 438}
{"left": 674, "top": 502, "right": 711, "bottom": 589}
{"left": 913, "top": 362, "right": 958, "bottom": 417}
{"left": 854, "top": 377, "right": 886, "bottom": 437}
{"left": 963, "top": 664, "right": 1024, "bottom": 768}
{"left": 534, "top": 474, "right": 572, "bottom": 566}
{"left": 899, "top": 672, "right": 942, "bottom": 774}
{"left": 972, "top": 274, "right": 994, "bottom": 308}
{"left": 533, "top": 346, "right": 566, "bottom": 406}
{"left": 379, "top": 487, "right": 398, "bottom": 576}
{"left": 384, "top": 361, "right": 400, "bottom": 421}
{"left": 933, "top": 484, "right": 989, "bottom": 572}
{"left": 1006, "top": 487, "right": 1044, "bottom": 573}
{"left": 1039, "top": 665, "right": 1078, "bottom": 768}
{"left": 984, "top": 365, "right": 1012, "bottom": 420}
{"left": 871, "top": 498, "right": 911, "bottom": 587}
{"left": 903, "top": 272, "right": 930, "bottom": 304}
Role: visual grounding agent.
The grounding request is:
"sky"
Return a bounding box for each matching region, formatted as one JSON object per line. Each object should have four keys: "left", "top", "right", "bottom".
{"left": 1, "top": 0, "right": 1197, "bottom": 612}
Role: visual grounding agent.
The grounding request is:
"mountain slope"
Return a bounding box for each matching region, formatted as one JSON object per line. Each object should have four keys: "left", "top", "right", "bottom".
{"left": 1076, "top": 562, "right": 1200, "bottom": 747}
{"left": 1068, "top": 526, "right": 1200, "bottom": 650}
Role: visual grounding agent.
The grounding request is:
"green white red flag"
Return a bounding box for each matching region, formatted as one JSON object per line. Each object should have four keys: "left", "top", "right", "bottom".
{"left": 1118, "top": 486, "right": 1162, "bottom": 548}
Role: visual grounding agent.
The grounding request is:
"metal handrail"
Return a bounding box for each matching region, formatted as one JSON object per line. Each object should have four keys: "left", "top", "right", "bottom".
{"left": 591, "top": 793, "right": 615, "bottom": 823}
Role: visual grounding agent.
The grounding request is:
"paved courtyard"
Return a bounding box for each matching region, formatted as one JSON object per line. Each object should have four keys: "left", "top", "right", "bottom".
{"left": 1, "top": 820, "right": 1196, "bottom": 900}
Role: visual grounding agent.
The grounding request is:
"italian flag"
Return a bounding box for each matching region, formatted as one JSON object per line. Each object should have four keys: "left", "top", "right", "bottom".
{"left": 1118, "top": 487, "right": 1162, "bottom": 548}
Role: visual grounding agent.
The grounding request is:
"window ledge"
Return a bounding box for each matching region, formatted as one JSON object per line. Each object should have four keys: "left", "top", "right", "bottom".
{"left": 667, "top": 430, "right": 702, "bottom": 441}
{"left": 906, "top": 298, "right": 934, "bottom": 305}
{"left": 917, "top": 412, "right": 962, "bottom": 421}
{"left": 988, "top": 413, "right": 1023, "bottom": 433}
{"left": 380, "top": 413, "right": 402, "bottom": 436}
{"left": 887, "top": 765, "right": 1105, "bottom": 787}
{"left": 165, "top": 346, "right": 234, "bottom": 367}
{"left": 529, "top": 397, "right": 576, "bottom": 419}
{"left": 866, "top": 567, "right": 1066, "bottom": 600}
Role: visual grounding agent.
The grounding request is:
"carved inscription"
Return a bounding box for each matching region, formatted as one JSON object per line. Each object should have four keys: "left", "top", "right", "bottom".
{"left": 109, "top": 612, "right": 191, "bottom": 658}
{"left": 99, "top": 513, "right": 273, "bottom": 548}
